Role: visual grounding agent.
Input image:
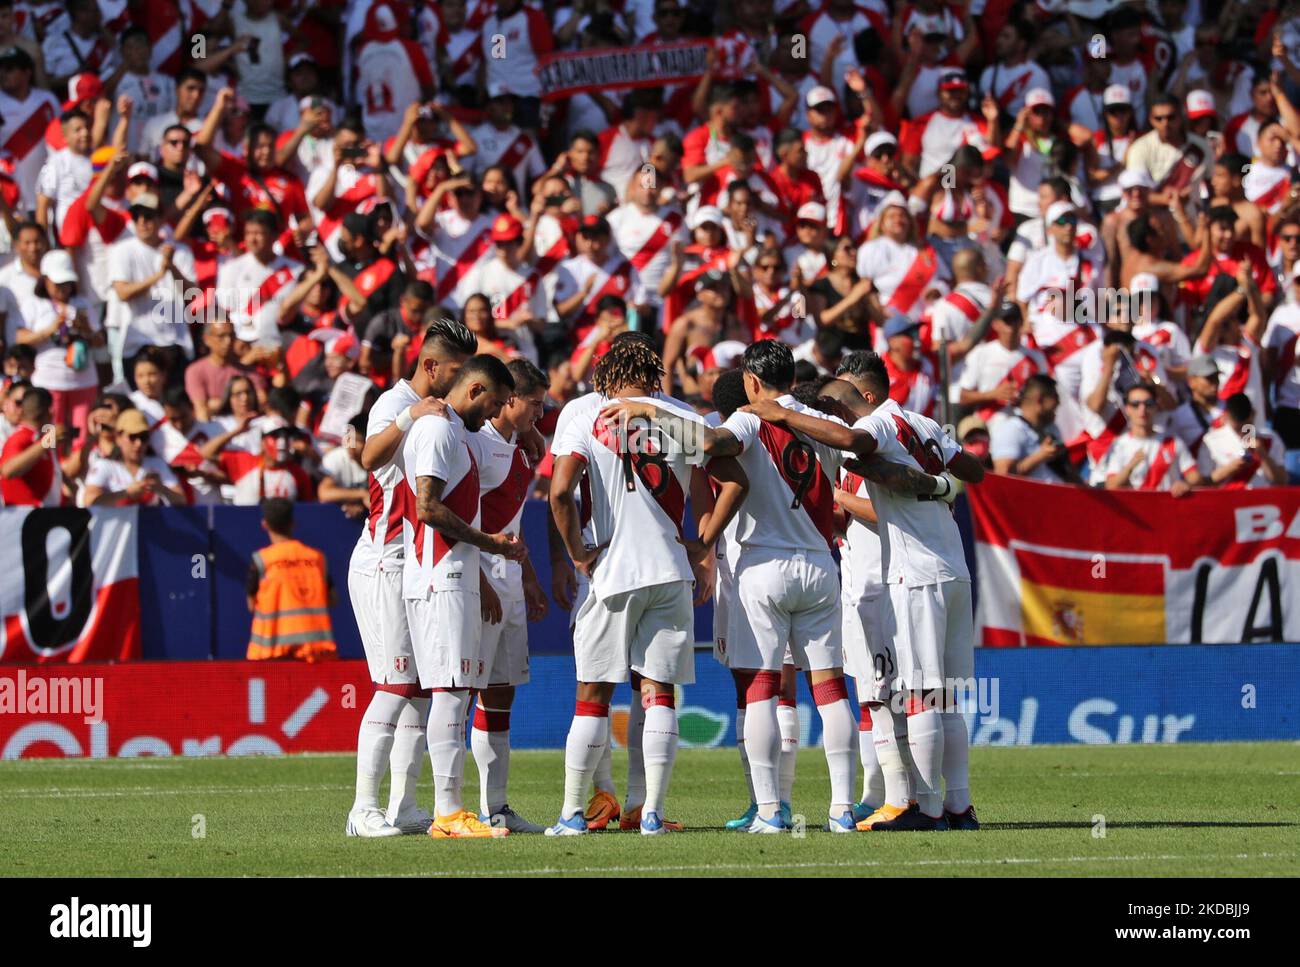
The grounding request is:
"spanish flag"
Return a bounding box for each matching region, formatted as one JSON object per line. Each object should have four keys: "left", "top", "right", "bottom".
{"left": 1016, "top": 547, "right": 1165, "bottom": 646}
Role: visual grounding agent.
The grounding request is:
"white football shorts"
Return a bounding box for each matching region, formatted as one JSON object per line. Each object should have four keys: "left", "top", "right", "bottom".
{"left": 842, "top": 590, "right": 893, "bottom": 702}
{"left": 478, "top": 594, "right": 530, "bottom": 688}
{"left": 348, "top": 568, "right": 418, "bottom": 685}
{"left": 727, "top": 546, "right": 842, "bottom": 672}
{"left": 405, "top": 589, "right": 482, "bottom": 690}
{"left": 887, "top": 579, "right": 974, "bottom": 692}
{"left": 573, "top": 579, "right": 695, "bottom": 685}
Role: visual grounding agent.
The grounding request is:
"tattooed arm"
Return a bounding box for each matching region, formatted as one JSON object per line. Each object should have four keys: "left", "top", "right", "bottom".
{"left": 845, "top": 456, "right": 964, "bottom": 503}
{"left": 598, "top": 400, "right": 742, "bottom": 457}
{"left": 417, "top": 475, "right": 526, "bottom": 559}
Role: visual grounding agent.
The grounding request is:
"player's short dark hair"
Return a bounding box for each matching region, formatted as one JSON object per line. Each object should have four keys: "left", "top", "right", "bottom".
{"left": 20, "top": 386, "right": 51, "bottom": 419}
{"left": 423, "top": 318, "right": 478, "bottom": 357}
{"left": 790, "top": 375, "right": 839, "bottom": 413}
{"left": 456, "top": 354, "right": 516, "bottom": 391}
{"left": 162, "top": 123, "right": 192, "bottom": 143}
{"left": 711, "top": 368, "right": 748, "bottom": 419}
{"left": 244, "top": 209, "right": 280, "bottom": 234}
{"left": 1224, "top": 391, "right": 1253, "bottom": 422}
{"left": 261, "top": 497, "right": 294, "bottom": 534}
{"left": 742, "top": 340, "right": 795, "bottom": 391}
{"left": 14, "top": 219, "right": 43, "bottom": 240}
{"left": 507, "top": 358, "right": 547, "bottom": 396}
{"left": 1022, "top": 373, "right": 1058, "bottom": 401}
{"left": 162, "top": 385, "right": 192, "bottom": 409}
{"left": 348, "top": 413, "right": 367, "bottom": 437}
{"left": 792, "top": 359, "right": 819, "bottom": 386}
{"left": 1148, "top": 92, "right": 1180, "bottom": 115}
{"left": 836, "top": 350, "right": 890, "bottom": 398}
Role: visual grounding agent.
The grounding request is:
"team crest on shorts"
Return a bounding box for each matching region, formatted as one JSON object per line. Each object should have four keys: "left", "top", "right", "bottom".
{"left": 393, "top": 657, "right": 408, "bottom": 672}
{"left": 716, "top": 637, "right": 726, "bottom": 654}
{"left": 461, "top": 659, "right": 471, "bottom": 675}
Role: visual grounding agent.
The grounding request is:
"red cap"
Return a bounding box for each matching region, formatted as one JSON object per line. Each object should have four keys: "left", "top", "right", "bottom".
{"left": 491, "top": 213, "right": 523, "bottom": 242}
{"left": 409, "top": 146, "right": 448, "bottom": 197}
{"left": 62, "top": 73, "right": 103, "bottom": 112}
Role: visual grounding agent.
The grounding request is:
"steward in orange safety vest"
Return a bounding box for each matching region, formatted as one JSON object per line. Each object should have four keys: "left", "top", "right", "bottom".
{"left": 246, "top": 497, "right": 338, "bottom": 661}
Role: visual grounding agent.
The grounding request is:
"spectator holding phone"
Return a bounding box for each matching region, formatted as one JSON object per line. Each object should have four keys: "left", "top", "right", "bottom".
{"left": 989, "top": 374, "right": 1081, "bottom": 484}
{"left": 82, "top": 408, "right": 186, "bottom": 506}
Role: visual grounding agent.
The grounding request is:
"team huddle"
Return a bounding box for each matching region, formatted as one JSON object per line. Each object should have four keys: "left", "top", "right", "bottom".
{"left": 345, "top": 319, "right": 981, "bottom": 839}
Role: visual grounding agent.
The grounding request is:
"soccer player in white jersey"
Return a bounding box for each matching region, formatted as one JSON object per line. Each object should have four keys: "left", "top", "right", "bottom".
{"left": 748, "top": 353, "right": 985, "bottom": 831}
{"left": 345, "top": 320, "right": 478, "bottom": 838}
{"left": 707, "top": 369, "right": 802, "bottom": 831}
{"left": 402, "top": 354, "right": 527, "bottom": 839}
{"left": 467, "top": 358, "right": 551, "bottom": 833}
{"left": 547, "top": 338, "right": 747, "bottom": 835}
{"left": 607, "top": 341, "right": 861, "bottom": 833}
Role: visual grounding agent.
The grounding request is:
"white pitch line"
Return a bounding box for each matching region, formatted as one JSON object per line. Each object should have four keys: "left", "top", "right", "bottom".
{"left": 356, "top": 851, "right": 1300, "bottom": 878}
{"left": 1, "top": 783, "right": 354, "bottom": 799}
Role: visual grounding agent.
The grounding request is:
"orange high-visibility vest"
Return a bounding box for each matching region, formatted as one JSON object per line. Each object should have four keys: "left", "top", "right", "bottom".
{"left": 247, "top": 539, "right": 337, "bottom": 662}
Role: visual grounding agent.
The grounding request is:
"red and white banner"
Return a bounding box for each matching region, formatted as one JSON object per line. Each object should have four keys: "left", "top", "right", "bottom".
{"left": 0, "top": 661, "right": 371, "bottom": 758}
{"left": 969, "top": 474, "right": 1300, "bottom": 647}
{"left": 0, "top": 508, "right": 140, "bottom": 664}
{"left": 537, "top": 41, "right": 711, "bottom": 101}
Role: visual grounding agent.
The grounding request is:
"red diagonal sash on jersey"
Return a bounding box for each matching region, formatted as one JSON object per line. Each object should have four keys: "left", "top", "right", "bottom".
{"left": 435, "top": 227, "right": 493, "bottom": 303}
{"left": 997, "top": 71, "right": 1033, "bottom": 109}
{"left": 316, "top": 176, "right": 378, "bottom": 245}
{"left": 890, "top": 412, "right": 946, "bottom": 475}
{"left": 495, "top": 235, "right": 570, "bottom": 320}
{"left": 591, "top": 414, "right": 686, "bottom": 537}
{"left": 1140, "top": 437, "right": 1178, "bottom": 490}
{"left": 1252, "top": 172, "right": 1290, "bottom": 211}
{"left": 480, "top": 447, "right": 534, "bottom": 533}
{"left": 1218, "top": 346, "right": 1252, "bottom": 399}
{"left": 886, "top": 246, "right": 938, "bottom": 315}
{"left": 2, "top": 100, "right": 55, "bottom": 161}
{"left": 449, "top": 38, "right": 480, "bottom": 79}
{"left": 355, "top": 257, "right": 397, "bottom": 299}
{"left": 245, "top": 265, "right": 298, "bottom": 319}
{"left": 581, "top": 260, "right": 634, "bottom": 321}
{"left": 1222, "top": 445, "right": 1261, "bottom": 489}
{"left": 369, "top": 472, "right": 408, "bottom": 545}
{"left": 495, "top": 133, "right": 534, "bottom": 174}
{"left": 432, "top": 445, "right": 480, "bottom": 565}
{"left": 756, "top": 420, "right": 835, "bottom": 548}
{"left": 975, "top": 353, "right": 1043, "bottom": 422}
{"left": 1041, "top": 325, "right": 1098, "bottom": 370}
{"left": 628, "top": 211, "right": 682, "bottom": 271}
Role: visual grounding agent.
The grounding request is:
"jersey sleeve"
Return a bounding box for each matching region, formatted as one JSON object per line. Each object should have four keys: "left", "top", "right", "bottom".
{"left": 366, "top": 389, "right": 403, "bottom": 436}
{"left": 413, "top": 416, "right": 456, "bottom": 483}
{"left": 720, "top": 410, "right": 760, "bottom": 453}
{"left": 552, "top": 412, "right": 592, "bottom": 462}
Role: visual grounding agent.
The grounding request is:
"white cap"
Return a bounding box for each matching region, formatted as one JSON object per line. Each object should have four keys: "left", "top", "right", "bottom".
{"left": 1045, "top": 200, "right": 1075, "bottom": 225}
{"left": 129, "top": 192, "right": 160, "bottom": 212}
{"left": 1024, "top": 87, "right": 1055, "bottom": 109}
{"left": 372, "top": 4, "right": 398, "bottom": 31}
{"left": 127, "top": 161, "right": 157, "bottom": 183}
{"left": 1102, "top": 84, "right": 1131, "bottom": 107}
{"left": 796, "top": 201, "right": 827, "bottom": 223}
{"left": 806, "top": 85, "right": 837, "bottom": 109}
{"left": 1186, "top": 89, "right": 1217, "bottom": 119}
{"left": 865, "top": 131, "right": 898, "bottom": 156}
{"left": 879, "top": 189, "right": 909, "bottom": 213}
{"left": 40, "top": 250, "right": 77, "bottom": 286}
{"left": 288, "top": 52, "right": 317, "bottom": 71}
{"left": 1118, "top": 168, "right": 1154, "bottom": 191}
{"left": 298, "top": 95, "right": 332, "bottom": 115}
{"left": 711, "top": 340, "right": 747, "bottom": 369}
{"left": 1129, "top": 272, "right": 1159, "bottom": 294}
{"left": 202, "top": 206, "right": 234, "bottom": 227}
{"left": 688, "top": 205, "right": 724, "bottom": 230}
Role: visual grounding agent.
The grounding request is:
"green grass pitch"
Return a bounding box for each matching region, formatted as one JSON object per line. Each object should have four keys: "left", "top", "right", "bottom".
{"left": 3, "top": 743, "right": 1297, "bottom": 877}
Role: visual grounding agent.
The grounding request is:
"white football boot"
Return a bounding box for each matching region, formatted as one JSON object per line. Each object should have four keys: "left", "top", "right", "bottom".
{"left": 346, "top": 806, "right": 402, "bottom": 838}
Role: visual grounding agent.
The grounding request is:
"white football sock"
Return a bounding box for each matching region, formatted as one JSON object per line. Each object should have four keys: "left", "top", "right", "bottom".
{"left": 858, "top": 704, "right": 884, "bottom": 808}
{"left": 813, "top": 678, "right": 856, "bottom": 816}
{"left": 735, "top": 708, "right": 754, "bottom": 803}
{"left": 427, "top": 690, "right": 470, "bottom": 817}
{"left": 871, "top": 702, "right": 913, "bottom": 808}
{"left": 743, "top": 671, "right": 782, "bottom": 819}
{"left": 776, "top": 701, "right": 798, "bottom": 805}
{"left": 907, "top": 703, "right": 945, "bottom": 819}
{"left": 942, "top": 711, "right": 972, "bottom": 814}
{"left": 641, "top": 700, "right": 678, "bottom": 816}
{"left": 471, "top": 703, "right": 511, "bottom": 816}
{"left": 387, "top": 695, "right": 428, "bottom": 818}
{"left": 624, "top": 688, "right": 647, "bottom": 811}
{"left": 353, "top": 690, "right": 404, "bottom": 811}
{"left": 592, "top": 718, "right": 615, "bottom": 796}
{"left": 562, "top": 702, "right": 609, "bottom": 820}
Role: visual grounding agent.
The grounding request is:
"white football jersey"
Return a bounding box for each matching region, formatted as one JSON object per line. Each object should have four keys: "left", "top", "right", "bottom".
{"left": 473, "top": 419, "right": 534, "bottom": 600}
{"left": 839, "top": 467, "right": 884, "bottom": 601}
{"left": 552, "top": 394, "right": 705, "bottom": 600}
{"left": 855, "top": 398, "right": 969, "bottom": 588}
{"left": 720, "top": 394, "right": 848, "bottom": 554}
{"left": 349, "top": 379, "right": 420, "bottom": 576}
{"left": 401, "top": 406, "right": 481, "bottom": 600}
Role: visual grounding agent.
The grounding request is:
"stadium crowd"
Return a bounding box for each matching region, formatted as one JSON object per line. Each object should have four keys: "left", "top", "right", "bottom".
{"left": 4, "top": 0, "right": 1300, "bottom": 509}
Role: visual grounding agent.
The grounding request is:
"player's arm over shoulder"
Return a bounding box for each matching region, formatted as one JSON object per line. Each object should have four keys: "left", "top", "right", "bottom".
{"left": 916, "top": 413, "right": 985, "bottom": 483}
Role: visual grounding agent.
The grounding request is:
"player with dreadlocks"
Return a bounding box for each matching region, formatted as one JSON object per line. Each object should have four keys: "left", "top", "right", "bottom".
{"left": 544, "top": 336, "right": 749, "bottom": 835}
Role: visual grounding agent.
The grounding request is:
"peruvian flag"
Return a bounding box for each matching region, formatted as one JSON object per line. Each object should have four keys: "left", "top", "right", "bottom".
{"left": 0, "top": 507, "right": 140, "bottom": 663}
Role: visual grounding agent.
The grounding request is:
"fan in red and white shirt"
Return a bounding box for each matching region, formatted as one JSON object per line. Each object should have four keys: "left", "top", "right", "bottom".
{"left": 41, "top": 0, "right": 118, "bottom": 85}
{"left": 412, "top": 173, "right": 495, "bottom": 311}
{"left": 151, "top": 387, "right": 227, "bottom": 505}
{"left": 467, "top": 88, "right": 547, "bottom": 201}
{"left": 1197, "top": 392, "right": 1287, "bottom": 489}
{"left": 0, "top": 46, "right": 59, "bottom": 209}
{"left": 135, "top": 0, "right": 221, "bottom": 76}
{"left": 921, "top": 262, "right": 993, "bottom": 395}
{"left": 1240, "top": 122, "right": 1293, "bottom": 216}
{"left": 306, "top": 126, "right": 384, "bottom": 261}
{"left": 597, "top": 92, "right": 660, "bottom": 203}
{"left": 218, "top": 424, "right": 317, "bottom": 506}
{"left": 1126, "top": 273, "right": 1192, "bottom": 376}
{"left": 899, "top": 69, "right": 996, "bottom": 179}
{"left": 480, "top": 0, "right": 553, "bottom": 101}
{"left": 977, "top": 20, "right": 1050, "bottom": 117}
{"left": 606, "top": 176, "right": 686, "bottom": 311}
{"left": 1223, "top": 76, "right": 1280, "bottom": 158}
{"left": 551, "top": 215, "right": 647, "bottom": 344}
{"left": 879, "top": 312, "right": 938, "bottom": 417}
{"left": 802, "top": 85, "right": 865, "bottom": 235}
{"left": 804, "top": 0, "right": 888, "bottom": 92}
{"left": 58, "top": 147, "right": 130, "bottom": 303}
{"left": 355, "top": 2, "right": 435, "bottom": 144}
{"left": 215, "top": 211, "right": 307, "bottom": 347}
{"left": 856, "top": 191, "right": 950, "bottom": 321}
{"left": 83, "top": 409, "right": 187, "bottom": 508}
{"left": 1100, "top": 386, "right": 1203, "bottom": 495}
{"left": 461, "top": 214, "right": 546, "bottom": 362}
{"left": 957, "top": 301, "right": 1048, "bottom": 422}
{"left": 781, "top": 201, "right": 830, "bottom": 281}
{"left": 425, "top": 0, "right": 482, "bottom": 90}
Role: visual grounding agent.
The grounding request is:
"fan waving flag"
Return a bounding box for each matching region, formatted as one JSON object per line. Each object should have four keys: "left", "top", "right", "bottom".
{"left": 968, "top": 474, "right": 1300, "bottom": 646}
{"left": 0, "top": 508, "right": 141, "bottom": 663}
